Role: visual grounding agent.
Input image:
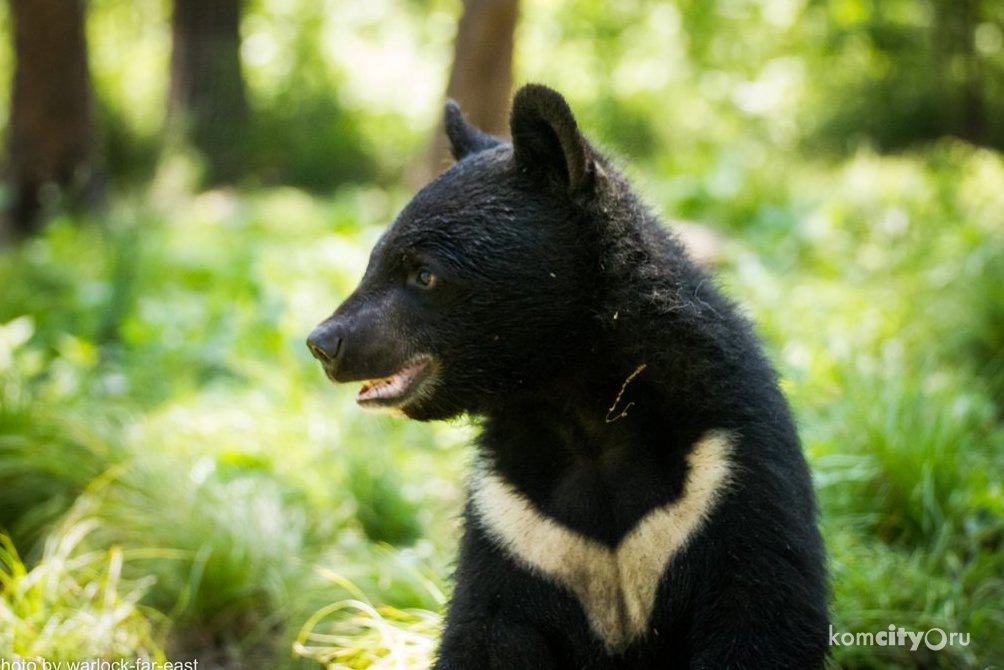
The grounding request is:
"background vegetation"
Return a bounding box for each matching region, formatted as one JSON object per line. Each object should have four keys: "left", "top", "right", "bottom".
{"left": 1, "top": 0, "right": 1003, "bottom": 667}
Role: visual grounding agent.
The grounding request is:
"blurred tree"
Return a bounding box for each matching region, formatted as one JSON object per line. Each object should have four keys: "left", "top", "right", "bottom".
{"left": 932, "top": 0, "right": 986, "bottom": 144}
{"left": 168, "top": 0, "right": 248, "bottom": 183}
{"left": 243, "top": 4, "right": 375, "bottom": 191}
{"left": 422, "top": 0, "right": 519, "bottom": 180}
{"left": 2, "top": 0, "right": 101, "bottom": 242}
{"left": 809, "top": 0, "right": 1004, "bottom": 152}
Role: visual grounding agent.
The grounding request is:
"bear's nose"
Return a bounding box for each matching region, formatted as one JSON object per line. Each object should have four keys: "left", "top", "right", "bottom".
{"left": 307, "top": 324, "right": 343, "bottom": 367}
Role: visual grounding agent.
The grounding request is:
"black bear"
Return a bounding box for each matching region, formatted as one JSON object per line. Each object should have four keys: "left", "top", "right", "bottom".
{"left": 307, "top": 84, "right": 829, "bottom": 669}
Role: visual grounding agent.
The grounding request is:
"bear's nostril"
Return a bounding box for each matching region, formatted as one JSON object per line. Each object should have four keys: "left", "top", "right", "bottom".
{"left": 307, "top": 334, "right": 342, "bottom": 365}
{"left": 307, "top": 340, "right": 329, "bottom": 363}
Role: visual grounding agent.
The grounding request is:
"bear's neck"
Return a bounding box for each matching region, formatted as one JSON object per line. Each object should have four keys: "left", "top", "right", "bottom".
{"left": 587, "top": 202, "right": 785, "bottom": 433}
{"left": 485, "top": 351, "right": 722, "bottom": 461}
{"left": 476, "top": 326, "right": 783, "bottom": 545}
{"left": 476, "top": 362, "right": 716, "bottom": 546}
{"left": 476, "top": 238, "right": 788, "bottom": 506}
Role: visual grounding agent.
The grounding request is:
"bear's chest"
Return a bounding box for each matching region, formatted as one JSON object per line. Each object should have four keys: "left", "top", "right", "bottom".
{"left": 469, "top": 429, "right": 735, "bottom": 651}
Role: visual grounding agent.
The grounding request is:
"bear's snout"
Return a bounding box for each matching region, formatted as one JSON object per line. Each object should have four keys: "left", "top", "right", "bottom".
{"left": 306, "top": 321, "right": 344, "bottom": 374}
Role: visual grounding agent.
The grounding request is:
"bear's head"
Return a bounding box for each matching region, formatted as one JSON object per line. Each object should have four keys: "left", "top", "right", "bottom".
{"left": 308, "top": 85, "right": 613, "bottom": 420}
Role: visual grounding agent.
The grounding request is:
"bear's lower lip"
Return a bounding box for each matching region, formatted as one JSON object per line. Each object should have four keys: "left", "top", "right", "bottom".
{"left": 356, "top": 355, "right": 434, "bottom": 408}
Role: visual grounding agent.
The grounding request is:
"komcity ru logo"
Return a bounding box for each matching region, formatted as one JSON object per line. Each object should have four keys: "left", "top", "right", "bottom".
{"left": 829, "top": 624, "right": 971, "bottom": 652}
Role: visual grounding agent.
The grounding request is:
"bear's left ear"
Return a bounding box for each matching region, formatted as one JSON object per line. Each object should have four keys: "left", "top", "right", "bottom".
{"left": 510, "top": 84, "right": 595, "bottom": 195}
{"left": 445, "top": 100, "right": 503, "bottom": 161}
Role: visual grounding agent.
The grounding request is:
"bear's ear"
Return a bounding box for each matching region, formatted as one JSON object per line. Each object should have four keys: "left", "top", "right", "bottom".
{"left": 445, "top": 100, "right": 503, "bottom": 161}
{"left": 510, "top": 84, "right": 594, "bottom": 194}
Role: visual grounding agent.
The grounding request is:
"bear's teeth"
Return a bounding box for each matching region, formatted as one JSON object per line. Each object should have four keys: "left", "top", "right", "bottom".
{"left": 356, "top": 357, "right": 431, "bottom": 404}
{"left": 359, "top": 375, "right": 407, "bottom": 400}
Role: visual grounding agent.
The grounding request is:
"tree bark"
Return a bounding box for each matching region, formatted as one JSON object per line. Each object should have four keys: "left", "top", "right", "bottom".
{"left": 168, "top": 0, "right": 248, "bottom": 184}
{"left": 421, "top": 0, "right": 519, "bottom": 182}
{"left": 3, "top": 0, "right": 100, "bottom": 241}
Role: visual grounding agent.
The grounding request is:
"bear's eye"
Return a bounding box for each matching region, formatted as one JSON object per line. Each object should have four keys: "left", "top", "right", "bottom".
{"left": 410, "top": 267, "right": 437, "bottom": 290}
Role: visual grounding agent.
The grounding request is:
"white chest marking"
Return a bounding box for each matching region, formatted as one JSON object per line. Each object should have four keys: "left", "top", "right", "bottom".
{"left": 470, "top": 430, "right": 735, "bottom": 651}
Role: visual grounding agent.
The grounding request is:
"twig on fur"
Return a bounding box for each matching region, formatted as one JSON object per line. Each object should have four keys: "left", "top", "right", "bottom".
{"left": 605, "top": 364, "right": 647, "bottom": 423}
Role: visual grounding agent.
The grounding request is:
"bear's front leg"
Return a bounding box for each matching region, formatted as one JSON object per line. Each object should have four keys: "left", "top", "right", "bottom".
{"left": 687, "top": 543, "right": 829, "bottom": 669}
{"left": 432, "top": 525, "right": 560, "bottom": 670}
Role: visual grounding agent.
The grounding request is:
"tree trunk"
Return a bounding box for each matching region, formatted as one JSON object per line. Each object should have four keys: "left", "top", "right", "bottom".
{"left": 958, "top": 0, "right": 985, "bottom": 144}
{"left": 168, "top": 0, "right": 248, "bottom": 184}
{"left": 421, "top": 0, "right": 519, "bottom": 182}
{"left": 2, "top": 0, "right": 100, "bottom": 241}
{"left": 932, "top": 0, "right": 987, "bottom": 145}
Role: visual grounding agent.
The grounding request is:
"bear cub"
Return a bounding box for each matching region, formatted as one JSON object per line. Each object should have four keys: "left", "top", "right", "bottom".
{"left": 308, "top": 84, "right": 829, "bottom": 669}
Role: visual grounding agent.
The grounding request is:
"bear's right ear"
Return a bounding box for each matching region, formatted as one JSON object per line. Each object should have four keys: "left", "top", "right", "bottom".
{"left": 445, "top": 100, "right": 502, "bottom": 161}
{"left": 510, "top": 84, "right": 594, "bottom": 195}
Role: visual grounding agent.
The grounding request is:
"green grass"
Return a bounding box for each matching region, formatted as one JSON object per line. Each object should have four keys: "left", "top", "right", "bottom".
{"left": 0, "top": 316, "right": 127, "bottom": 555}
{"left": 294, "top": 564, "right": 443, "bottom": 670}
{"left": 0, "top": 144, "right": 1002, "bottom": 667}
{"left": 296, "top": 597, "right": 441, "bottom": 670}
{"left": 0, "top": 523, "right": 166, "bottom": 659}
{"left": 720, "top": 144, "right": 1004, "bottom": 668}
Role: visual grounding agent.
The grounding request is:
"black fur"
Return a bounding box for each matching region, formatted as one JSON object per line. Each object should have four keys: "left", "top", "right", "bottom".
{"left": 308, "top": 84, "right": 829, "bottom": 669}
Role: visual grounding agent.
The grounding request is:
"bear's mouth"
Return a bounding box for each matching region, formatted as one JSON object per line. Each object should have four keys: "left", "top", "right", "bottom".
{"left": 356, "top": 355, "right": 434, "bottom": 409}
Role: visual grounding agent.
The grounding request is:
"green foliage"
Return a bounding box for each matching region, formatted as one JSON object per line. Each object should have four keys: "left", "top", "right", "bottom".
{"left": 0, "top": 524, "right": 167, "bottom": 659}
{"left": 971, "top": 254, "right": 1004, "bottom": 403}
{"left": 0, "top": 314, "right": 126, "bottom": 554}
{"left": 518, "top": 0, "right": 1004, "bottom": 178}
{"left": 345, "top": 449, "right": 423, "bottom": 547}
{"left": 242, "top": 3, "right": 377, "bottom": 189}
{"left": 722, "top": 144, "right": 1004, "bottom": 668}
{"left": 294, "top": 570, "right": 442, "bottom": 670}
{"left": 83, "top": 454, "right": 311, "bottom": 633}
{"left": 805, "top": 0, "right": 1004, "bottom": 152}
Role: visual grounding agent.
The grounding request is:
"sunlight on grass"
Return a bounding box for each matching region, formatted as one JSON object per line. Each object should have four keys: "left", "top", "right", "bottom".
{"left": 0, "top": 522, "right": 166, "bottom": 659}
{"left": 294, "top": 568, "right": 441, "bottom": 670}
{"left": 295, "top": 600, "right": 439, "bottom": 670}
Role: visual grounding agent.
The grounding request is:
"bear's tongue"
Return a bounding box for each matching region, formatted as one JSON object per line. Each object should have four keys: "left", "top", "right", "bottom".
{"left": 357, "top": 358, "right": 429, "bottom": 404}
